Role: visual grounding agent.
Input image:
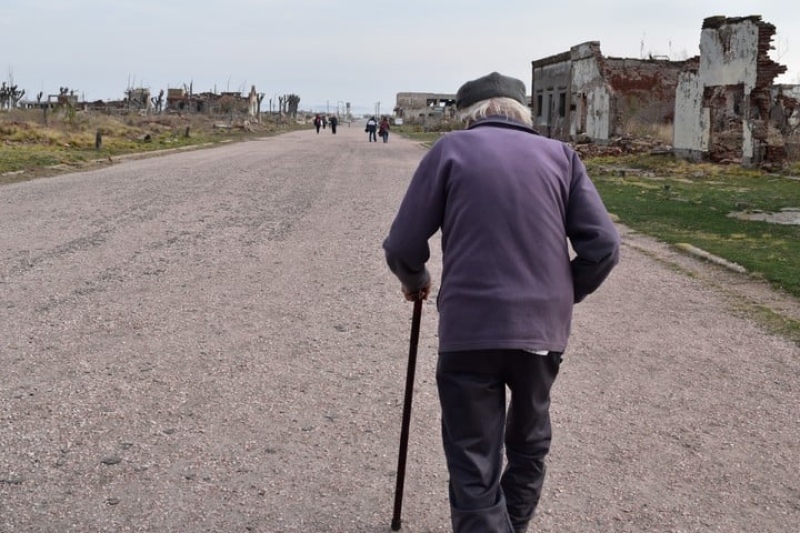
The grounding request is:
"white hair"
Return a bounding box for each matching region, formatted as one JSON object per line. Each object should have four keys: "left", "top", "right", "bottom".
{"left": 457, "top": 97, "right": 533, "bottom": 127}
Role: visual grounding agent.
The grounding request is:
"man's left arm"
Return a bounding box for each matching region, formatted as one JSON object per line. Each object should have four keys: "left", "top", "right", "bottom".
{"left": 565, "top": 152, "right": 621, "bottom": 303}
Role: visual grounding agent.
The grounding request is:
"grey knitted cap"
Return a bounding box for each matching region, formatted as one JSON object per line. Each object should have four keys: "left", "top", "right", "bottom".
{"left": 455, "top": 72, "right": 527, "bottom": 109}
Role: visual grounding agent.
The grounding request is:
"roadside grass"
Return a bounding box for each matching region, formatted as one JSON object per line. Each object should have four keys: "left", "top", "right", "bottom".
{"left": 735, "top": 303, "right": 800, "bottom": 347}
{"left": 587, "top": 155, "right": 800, "bottom": 300}
{"left": 394, "top": 123, "right": 463, "bottom": 148}
{"left": 401, "top": 131, "right": 443, "bottom": 148}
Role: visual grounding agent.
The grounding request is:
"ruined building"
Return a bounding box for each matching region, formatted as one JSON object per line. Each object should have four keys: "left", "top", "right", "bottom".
{"left": 394, "top": 92, "right": 457, "bottom": 122}
{"left": 165, "top": 85, "right": 261, "bottom": 117}
{"left": 531, "top": 42, "right": 686, "bottom": 141}
{"left": 673, "top": 15, "right": 798, "bottom": 166}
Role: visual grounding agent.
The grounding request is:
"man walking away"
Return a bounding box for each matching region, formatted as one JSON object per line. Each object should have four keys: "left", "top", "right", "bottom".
{"left": 330, "top": 115, "right": 338, "bottom": 134}
{"left": 382, "top": 71, "right": 620, "bottom": 533}
{"left": 366, "top": 116, "right": 378, "bottom": 142}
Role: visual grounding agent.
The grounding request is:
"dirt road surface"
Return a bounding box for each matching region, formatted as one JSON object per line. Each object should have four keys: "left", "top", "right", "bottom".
{"left": 1, "top": 123, "right": 798, "bottom": 532}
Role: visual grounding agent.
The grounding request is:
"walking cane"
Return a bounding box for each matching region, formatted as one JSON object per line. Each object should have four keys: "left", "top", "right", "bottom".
{"left": 391, "top": 297, "right": 423, "bottom": 531}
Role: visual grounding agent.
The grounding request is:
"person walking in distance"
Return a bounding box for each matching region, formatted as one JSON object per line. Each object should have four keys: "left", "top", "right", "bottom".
{"left": 313, "top": 114, "right": 322, "bottom": 134}
{"left": 329, "top": 115, "right": 338, "bottom": 134}
{"left": 382, "top": 71, "right": 620, "bottom": 533}
{"left": 365, "top": 116, "right": 378, "bottom": 142}
{"left": 379, "top": 116, "right": 391, "bottom": 143}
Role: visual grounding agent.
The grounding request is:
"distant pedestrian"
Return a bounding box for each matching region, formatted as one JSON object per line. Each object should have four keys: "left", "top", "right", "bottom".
{"left": 365, "top": 116, "right": 378, "bottom": 142}
{"left": 313, "top": 114, "right": 322, "bottom": 134}
{"left": 322, "top": 115, "right": 328, "bottom": 129}
{"left": 378, "top": 116, "right": 391, "bottom": 143}
{"left": 330, "top": 115, "right": 339, "bottom": 134}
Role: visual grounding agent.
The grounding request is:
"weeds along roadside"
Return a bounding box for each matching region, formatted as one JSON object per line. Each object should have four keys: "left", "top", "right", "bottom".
{"left": 585, "top": 155, "right": 800, "bottom": 297}
{"left": 0, "top": 109, "right": 310, "bottom": 184}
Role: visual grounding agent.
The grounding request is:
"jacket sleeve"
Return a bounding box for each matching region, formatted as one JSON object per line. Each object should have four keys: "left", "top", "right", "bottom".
{"left": 565, "top": 150, "right": 621, "bottom": 303}
{"left": 382, "top": 142, "right": 447, "bottom": 292}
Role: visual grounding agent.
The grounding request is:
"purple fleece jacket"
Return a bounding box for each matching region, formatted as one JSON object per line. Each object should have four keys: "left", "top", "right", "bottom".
{"left": 383, "top": 116, "right": 620, "bottom": 353}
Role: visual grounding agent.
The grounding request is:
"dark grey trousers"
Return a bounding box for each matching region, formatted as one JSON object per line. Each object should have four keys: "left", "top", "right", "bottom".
{"left": 436, "top": 350, "right": 562, "bottom": 533}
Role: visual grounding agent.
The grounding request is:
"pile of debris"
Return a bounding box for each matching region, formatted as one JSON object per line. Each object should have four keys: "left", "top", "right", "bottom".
{"left": 572, "top": 136, "right": 673, "bottom": 158}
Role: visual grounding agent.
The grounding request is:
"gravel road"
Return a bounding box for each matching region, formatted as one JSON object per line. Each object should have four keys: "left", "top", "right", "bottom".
{"left": 1, "top": 123, "right": 798, "bottom": 532}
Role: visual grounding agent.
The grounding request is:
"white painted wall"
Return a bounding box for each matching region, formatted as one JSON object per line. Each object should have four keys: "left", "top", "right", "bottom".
{"left": 700, "top": 20, "right": 763, "bottom": 160}
{"left": 699, "top": 21, "right": 760, "bottom": 92}
{"left": 571, "top": 56, "right": 610, "bottom": 141}
{"left": 742, "top": 116, "right": 754, "bottom": 161}
{"left": 674, "top": 19, "right": 761, "bottom": 159}
{"left": 587, "top": 87, "right": 611, "bottom": 141}
{"left": 673, "top": 71, "right": 705, "bottom": 152}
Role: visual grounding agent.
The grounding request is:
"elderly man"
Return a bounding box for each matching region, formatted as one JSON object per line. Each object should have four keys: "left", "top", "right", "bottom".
{"left": 383, "top": 72, "right": 620, "bottom": 532}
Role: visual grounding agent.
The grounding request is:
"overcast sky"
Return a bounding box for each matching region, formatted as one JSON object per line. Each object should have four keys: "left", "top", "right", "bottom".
{"left": 2, "top": 0, "right": 798, "bottom": 115}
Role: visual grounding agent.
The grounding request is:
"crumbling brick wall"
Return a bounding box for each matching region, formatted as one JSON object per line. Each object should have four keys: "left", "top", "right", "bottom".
{"left": 702, "top": 15, "right": 788, "bottom": 166}
{"left": 533, "top": 41, "right": 686, "bottom": 142}
{"left": 603, "top": 58, "right": 685, "bottom": 137}
{"left": 704, "top": 84, "right": 745, "bottom": 162}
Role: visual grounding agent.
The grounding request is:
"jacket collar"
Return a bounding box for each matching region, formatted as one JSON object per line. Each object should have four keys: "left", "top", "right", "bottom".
{"left": 467, "top": 115, "right": 540, "bottom": 136}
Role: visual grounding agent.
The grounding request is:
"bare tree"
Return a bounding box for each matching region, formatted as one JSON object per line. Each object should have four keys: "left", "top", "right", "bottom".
{"left": 257, "top": 92, "right": 265, "bottom": 123}
{"left": 11, "top": 85, "right": 25, "bottom": 108}
{"left": 287, "top": 94, "right": 300, "bottom": 118}
{"left": 0, "top": 82, "right": 25, "bottom": 110}
{"left": 151, "top": 89, "right": 164, "bottom": 114}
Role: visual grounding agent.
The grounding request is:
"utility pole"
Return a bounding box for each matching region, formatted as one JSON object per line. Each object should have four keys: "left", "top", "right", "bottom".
{"left": 375, "top": 101, "right": 381, "bottom": 117}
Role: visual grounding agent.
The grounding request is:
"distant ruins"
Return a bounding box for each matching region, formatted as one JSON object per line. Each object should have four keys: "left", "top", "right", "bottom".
{"left": 8, "top": 82, "right": 301, "bottom": 122}
{"left": 393, "top": 92, "right": 456, "bottom": 122}
{"left": 533, "top": 15, "right": 799, "bottom": 166}
{"left": 395, "top": 14, "right": 799, "bottom": 166}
